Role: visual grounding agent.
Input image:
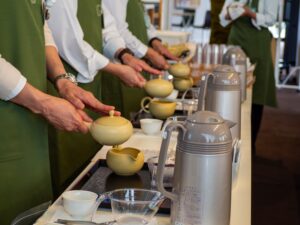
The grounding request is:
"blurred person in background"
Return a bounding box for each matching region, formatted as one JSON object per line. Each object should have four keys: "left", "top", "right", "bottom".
{"left": 220, "top": 0, "right": 279, "bottom": 155}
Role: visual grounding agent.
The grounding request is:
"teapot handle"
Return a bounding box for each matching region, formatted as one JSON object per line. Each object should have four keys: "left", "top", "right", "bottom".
{"left": 157, "top": 122, "right": 186, "bottom": 202}
{"left": 140, "top": 96, "right": 152, "bottom": 113}
{"left": 197, "top": 73, "right": 214, "bottom": 111}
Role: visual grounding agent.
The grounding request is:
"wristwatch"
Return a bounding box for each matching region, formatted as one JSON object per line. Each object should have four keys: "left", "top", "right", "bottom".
{"left": 53, "top": 73, "right": 78, "bottom": 89}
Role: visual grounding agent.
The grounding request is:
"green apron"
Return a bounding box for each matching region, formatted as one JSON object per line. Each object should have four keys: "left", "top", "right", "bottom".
{"left": 0, "top": 1, "right": 52, "bottom": 224}
{"left": 102, "top": 0, "right": 149, "bottom": 119}
{"left": 228, "top": 0, "right": 277, "bottom": 107}
{"left": 48, "top": 0, "right": 103, "bottom": 196}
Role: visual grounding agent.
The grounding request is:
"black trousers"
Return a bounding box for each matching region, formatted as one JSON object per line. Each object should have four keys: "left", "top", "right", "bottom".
{"left": 251, "top": 104, "right": 264, "bottom": 156}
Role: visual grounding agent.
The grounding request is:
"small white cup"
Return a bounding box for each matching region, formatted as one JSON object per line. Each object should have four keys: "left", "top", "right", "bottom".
{"left": 140, "top": 119, "right": 163, "bottom": 135}
{"left": 165, "top": 89, "right": 179, "bottom": 100}
{"left": 62, "top": 190, "right": 98, "bottom": 218}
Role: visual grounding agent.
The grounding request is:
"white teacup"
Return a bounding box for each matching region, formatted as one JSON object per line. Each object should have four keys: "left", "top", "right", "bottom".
{"left": 62, "top": 190, "right": 98, "bottom": 218}
{"left": 165, "top": 89, "right": 179, "bottom": 100}
{"left": 140, "top": 119, "right": 163, "bottom": 135}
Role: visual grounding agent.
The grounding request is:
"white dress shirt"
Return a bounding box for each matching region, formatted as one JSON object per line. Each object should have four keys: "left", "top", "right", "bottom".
{"left": 219, "top": 0, "right": 279, "bottom": 30}
{"left": 0, "top": 23, "right": 56, "bottom": 101}
{"left": 48, "top": 0, "right": 112, "bottom": 83}
{"left": 103, "top": 5, "right": 127, "bottom": 60}
{"left": 103, "top": 0, "right": 157, "bottom": 58}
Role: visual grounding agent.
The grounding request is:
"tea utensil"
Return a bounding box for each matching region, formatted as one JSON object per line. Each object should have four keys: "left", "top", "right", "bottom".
{"left": 56, "top": 219, "right": 116, "bottom": 225}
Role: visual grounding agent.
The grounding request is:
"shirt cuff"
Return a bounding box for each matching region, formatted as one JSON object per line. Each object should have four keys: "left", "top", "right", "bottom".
{"left": 5, "top": 76, "right": 27, "bottom": 101}
{"left": 44, "top": 23, "right": 58, "bottom": 50}
{"left": 251, "top": 14, "right": 264, "bottom": 30}
{"left": 103, "top": 37, "right": 126, "bottom": 60}
{"left": 219, "top": 14, "right": 232, "bottom": 27}
{"left": 131, "top": 44, "right": 148, "bottom": 59}
{"left": 76, "top": 51, "right": 109, "bottom": 83}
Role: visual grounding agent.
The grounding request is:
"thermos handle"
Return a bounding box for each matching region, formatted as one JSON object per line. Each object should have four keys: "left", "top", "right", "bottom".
{"left": 197, "top": 73, "right": 214, "bottom": 111}
{"left": 157, "top": 122, "right": 186, "bottom": 202}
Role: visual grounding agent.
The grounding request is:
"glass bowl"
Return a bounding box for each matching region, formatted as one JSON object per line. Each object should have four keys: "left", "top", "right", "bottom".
{"left": 107, "top": 188, "right": 165, "bottom": 225}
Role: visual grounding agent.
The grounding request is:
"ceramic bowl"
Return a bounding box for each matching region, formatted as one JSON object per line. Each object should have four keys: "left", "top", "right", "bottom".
{"left": 62, "top": 190, "right": 98, "bottom": 218}
{"left": 106, "top": 147, "right": 145, "bottom": 176}
{"left": 140, "top": 118, "right": 163, "bottom": 135}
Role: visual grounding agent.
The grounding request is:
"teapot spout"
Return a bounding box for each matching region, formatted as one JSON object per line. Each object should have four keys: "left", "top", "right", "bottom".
{"left": 225, "top": 120, "right": 236, "bottom": 129}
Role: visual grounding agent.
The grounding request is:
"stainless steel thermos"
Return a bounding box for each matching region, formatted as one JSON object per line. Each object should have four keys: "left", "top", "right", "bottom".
{"left": 222, "top": 46, "right": 247, "bottom": 102}
{"left": 157, "top": 74, "right": 234, "bottom": 225}
{"left": 203, "top": 65, "right": 241, "bottom": 142}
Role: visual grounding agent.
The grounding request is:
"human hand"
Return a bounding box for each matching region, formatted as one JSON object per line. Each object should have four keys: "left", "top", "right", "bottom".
{"left": 151, "top": 39, "right": 179, "bottom": 61}
{"left": 145, "top": 48, "right": 169, "bottom": 70}
{"left": 117, "top": 64, "right": 146, "bottom": 88}
{"left": 242, "top": 6, "right": 256, "bottom": 19}
{"left": 41, "top": 96, "right": 91, "bottom": 133}
{"left": 56, "top": 79, "right": 119, "bottom": 115}
{"left": 103, "top": 63, "right": 146, "bottom": 88}
{"left": 121, "top": 53, "right": 162, "bottom": 75}
{"left": 10, "top": 83, "right": 92, "bottom": 133}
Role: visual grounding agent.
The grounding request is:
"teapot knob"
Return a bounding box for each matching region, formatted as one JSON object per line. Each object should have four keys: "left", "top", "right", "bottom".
{"left": 109, "top": 110, "right": 115, "bottom": 117}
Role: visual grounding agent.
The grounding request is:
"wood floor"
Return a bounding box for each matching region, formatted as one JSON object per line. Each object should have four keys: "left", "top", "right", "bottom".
{"left": 252, "top": 89, "right": 300, "bottom": 225}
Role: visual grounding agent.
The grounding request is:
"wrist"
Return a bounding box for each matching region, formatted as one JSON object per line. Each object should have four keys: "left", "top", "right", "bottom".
{"left": 121, "top": 53, "right": 134, "bottom": 65}
{"left": 103, "top": 63, "right": 122, "bottom": 77}
{"left": 55, "top": 79, "right": 75, "bottom": 94}
{"left": 117, "top": 48, "right": 134, "bottom": 64}
{"left": 149, "top": 37, "right": 162, "bottom": 49}
{"left": 50, "top": 73, "right": 78, "bottom": 90}
{"left": 145, "top": 48, "right": 154, "bottom": 59}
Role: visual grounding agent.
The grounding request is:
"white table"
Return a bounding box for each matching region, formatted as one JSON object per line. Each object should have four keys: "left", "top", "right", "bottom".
{"left": 36, "top": 89, "right": 252, "bottom": 225}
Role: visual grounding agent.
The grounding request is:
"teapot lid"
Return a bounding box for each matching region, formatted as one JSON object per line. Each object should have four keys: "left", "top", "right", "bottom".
{"left": 146, "top": 76, "right": 170, "bottom": 86}
{"left": 187, "top": 110, "right": 224, "bottom": 124}
{"left": 94, "top": 110, "right": 130, "bottom": 127}
{"left": 223, "top": 46, "right": 246, "bottom": 64}
{"left": 211, "top": 65, "right": 240, "bottom": 86}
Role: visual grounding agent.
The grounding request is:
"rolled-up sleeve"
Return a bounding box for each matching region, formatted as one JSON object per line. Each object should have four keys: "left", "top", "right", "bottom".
{"left": 47, "top": 0, "right": 109, "bottom": 83}
{"left": 251, "top": 0, "right": 278, "bottom": 29}
{"left": 103, "top": 0, "right": 148, "bottom": 58}
{"left": 44, "top": 22, "right": 57, "bottom": 49}
{"left": 219, "top": 0, "right": 234, "bottom": 27}
{"left": 0, "top": 56, "right": 27, "bottom": 101}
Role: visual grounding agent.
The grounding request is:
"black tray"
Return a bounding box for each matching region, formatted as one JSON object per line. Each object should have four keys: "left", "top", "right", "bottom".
{"left": 72, "top": 159, "right": 171, "bottom": 214}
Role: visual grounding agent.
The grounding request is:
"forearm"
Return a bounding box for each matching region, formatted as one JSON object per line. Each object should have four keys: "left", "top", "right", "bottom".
{"left": 45, "top": 46, "right": 66, "bottom": 81}
{"left": 10, "top": 83, "right": 50, "bottom": 115}
{"left": 102, "top": 62, "right": 122, "bottom": 77}
{"left": 245, "top": 8, "right": 257, "bottom": 20}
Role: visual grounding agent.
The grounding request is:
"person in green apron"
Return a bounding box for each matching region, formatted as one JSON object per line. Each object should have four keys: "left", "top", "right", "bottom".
{"left": 47, "top": 0, "right": 153, "bottom": 195}
{"left": 219, "top": 0, "right": 279, "bottom": 154}
{"left": 102, "top": 0, "right": 178, "bottom": 119}
{"left": 0, "top": 1, "right": 111, "bottom": 223}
